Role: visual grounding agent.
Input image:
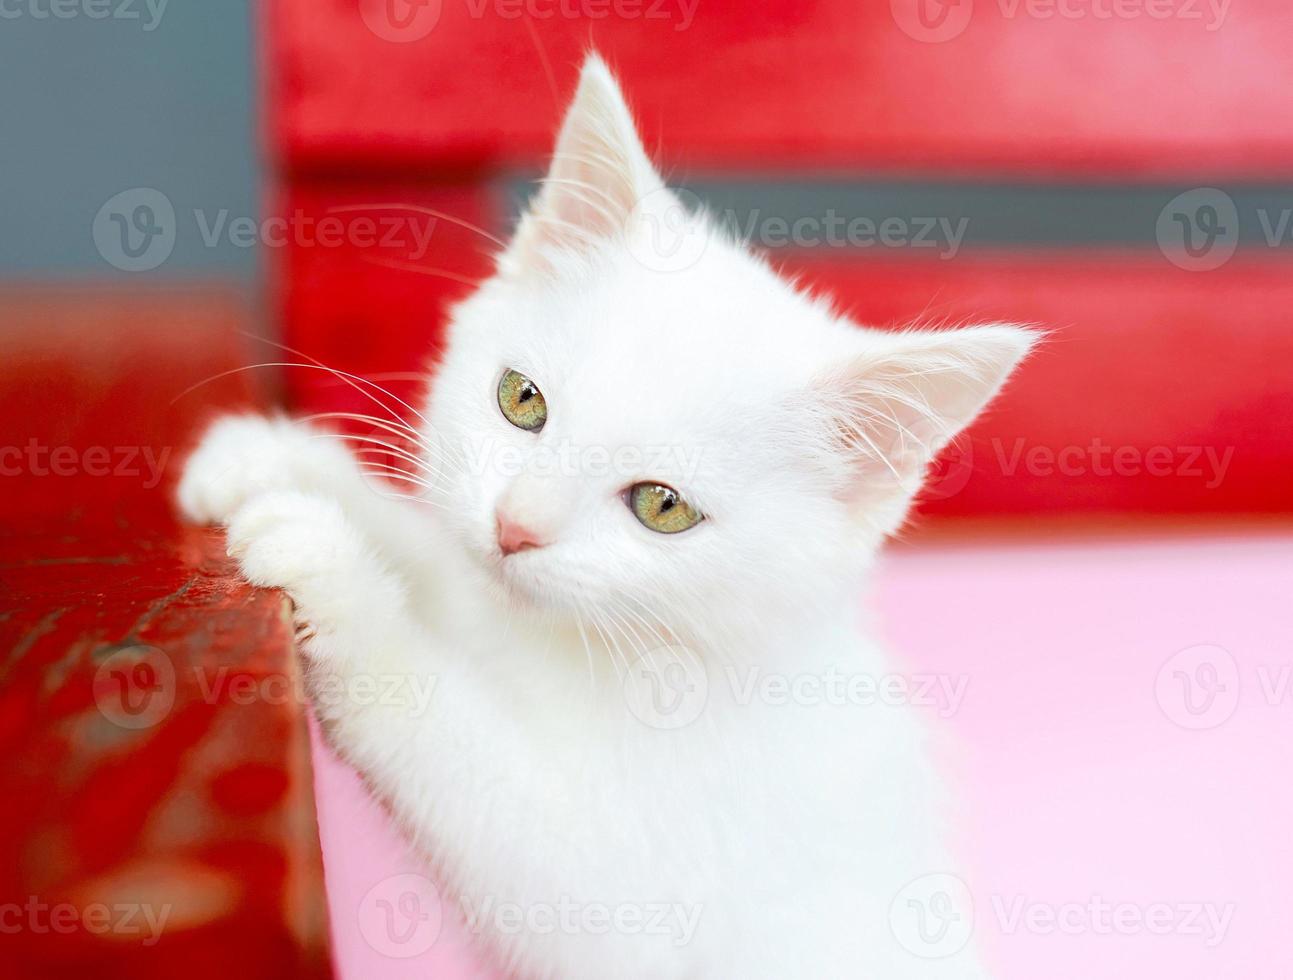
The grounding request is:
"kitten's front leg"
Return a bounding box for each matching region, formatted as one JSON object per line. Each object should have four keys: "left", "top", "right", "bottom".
{"left": 224, "top": 492, "right": 562, "bottom": 928}
{"left": 226, "top": 491, "right": 459, "bottom": 804}
{"left": 224, "top": 489, "right": 492, "bottom": 761}
{"left": 225, "top": 490, "right": 410, "bottom": 664}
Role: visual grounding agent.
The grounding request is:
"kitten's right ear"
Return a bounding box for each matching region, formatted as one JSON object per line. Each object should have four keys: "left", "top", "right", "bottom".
{"left": 500, "top": 54, "right": 666, "bottom": 278}
{"left": 814, "top": 324, "right": 1038, "bottom": 534}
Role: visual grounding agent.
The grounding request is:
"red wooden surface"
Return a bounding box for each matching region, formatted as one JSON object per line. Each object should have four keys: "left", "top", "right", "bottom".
{"left": 0, "top": 290, "right": 332, "bottom": 979}
{"left": 268, "top": 0, "right": 1293, "bottom": 178}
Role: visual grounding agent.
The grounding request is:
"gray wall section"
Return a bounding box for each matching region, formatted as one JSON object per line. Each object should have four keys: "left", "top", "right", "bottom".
{"left": 509, "top": 178, "right": 1293, "bottom": 256}
{"left": 2, "top": 3, "right": 1288, "bottom": 280}
{"left": 682, "top": 181, "right": 1293, "bottom": 251}
{"left": 0, "top": 0, "right": 258, "bottom": 279}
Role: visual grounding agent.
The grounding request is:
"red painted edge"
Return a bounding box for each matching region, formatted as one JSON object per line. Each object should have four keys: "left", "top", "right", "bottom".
{"left": 0, "top": 289, "right": 333, "bottom": 980}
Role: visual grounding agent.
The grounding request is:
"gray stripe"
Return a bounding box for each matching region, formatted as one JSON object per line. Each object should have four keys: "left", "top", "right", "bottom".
{"left": 506, "top": 178, "right": 1293, "bottom": 254}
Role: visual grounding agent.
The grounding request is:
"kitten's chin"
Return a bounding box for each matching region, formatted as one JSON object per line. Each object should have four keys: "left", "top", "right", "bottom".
{"left": 473, "top": 543, "right": 574, "bottom": 614}
{"left": 492, "top": 561, "right": 551, "bottom": 609}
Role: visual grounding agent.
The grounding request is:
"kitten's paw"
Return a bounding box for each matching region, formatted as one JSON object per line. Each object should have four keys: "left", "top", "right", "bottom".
{"left": 178, "top": 414, "right": 356, "bottom": 526}
{"left": 227, "top": 492, "right": 405, "bottom": 659}
{"left": 225, "top": 491, "right": 361, "bottom": 599}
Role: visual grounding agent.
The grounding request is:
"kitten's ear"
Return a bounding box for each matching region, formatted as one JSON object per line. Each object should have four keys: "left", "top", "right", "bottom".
{"left": 501, "top": 54, "right": 665, "bottom": 277}
{"left": 817, "top": 324, "right": 1037, "bottom": 532}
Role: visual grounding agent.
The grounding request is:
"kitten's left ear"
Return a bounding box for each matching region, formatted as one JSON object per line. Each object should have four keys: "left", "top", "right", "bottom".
{"left": 817, "top": 324, "right": 1038, "bottom": 531}
{"left": 502, "top": 54, "right": 666, "bottom": 276}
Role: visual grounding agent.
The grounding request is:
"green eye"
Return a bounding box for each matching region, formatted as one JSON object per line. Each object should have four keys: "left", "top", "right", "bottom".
{"left": 497, "top": 369, "right": 547, "bottom": 432}
{"left": 628, "top": 483, "right": 703, "bottom": 534}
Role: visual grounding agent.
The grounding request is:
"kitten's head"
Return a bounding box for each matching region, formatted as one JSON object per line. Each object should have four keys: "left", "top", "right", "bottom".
{"left": 425, "top": 55, "right": 1033, "bottom": 648}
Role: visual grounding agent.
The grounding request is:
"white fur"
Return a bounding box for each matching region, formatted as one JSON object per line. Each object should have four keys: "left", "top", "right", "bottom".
{"left": 179, "top": 56, "right": 1034, "bottom": 979}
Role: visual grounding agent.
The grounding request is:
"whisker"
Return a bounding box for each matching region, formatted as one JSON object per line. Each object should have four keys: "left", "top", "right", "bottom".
{"left": 308, "top": 431, "right": 435, "bottom": 477}
{"left": 327, "top": 203, "right": 507, "bottom": 249}
{"left": 234, "top": 330, "right": 434, "bottom": 431}
{"left": 586, "top": 614, "right": 627, "bottom": 683}
{"left": 301, "top": 410, "right": 428, "bottom": 449}
{"left": 359, "top": 256, "right": 485, "bottom": 288}
{"left": 352, "top": 454, "right": 453, "bottom": 497}
{"left": 173, "top": 361, "right": 430, "bottom": 444}
{"left": 572, "top": 605, "right": 599, "bottom": 691}
{"left": 354, "top": 466, "right": 451, "bottom": 508}
{"left": 311, "top": 371, "right": 428, "bottom": 386}
{"left": 306, "top": 424, "right": 434, "bottom": 465}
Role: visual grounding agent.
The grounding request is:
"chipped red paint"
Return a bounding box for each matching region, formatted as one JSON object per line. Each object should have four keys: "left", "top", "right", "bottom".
{"left": 0, "top": 291, "right": 331, "bottom": 979}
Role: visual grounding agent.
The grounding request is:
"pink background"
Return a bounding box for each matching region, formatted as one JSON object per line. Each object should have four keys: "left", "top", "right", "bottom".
{"left": 309, "top": 529, "right": 1293, "bottom": 978}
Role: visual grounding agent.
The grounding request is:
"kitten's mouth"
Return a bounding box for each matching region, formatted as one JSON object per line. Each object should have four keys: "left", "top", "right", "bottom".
{"left": 485, "top": 547, "right": 565, "bottom": 608}
{"left": 491, "top": 552, "right": 612, "bottom": 621}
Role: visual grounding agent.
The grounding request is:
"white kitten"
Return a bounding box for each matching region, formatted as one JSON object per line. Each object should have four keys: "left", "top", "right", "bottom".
{"left": 180, "top": 55, "right": 1033, "bottom": 980}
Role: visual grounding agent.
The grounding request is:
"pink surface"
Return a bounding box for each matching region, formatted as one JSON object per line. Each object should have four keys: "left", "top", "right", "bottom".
{"left": 307, "top": 715, "right": 504, "bottom": 980}
{"left": 309, "top": 530, "right": 1293, "bottom": 979}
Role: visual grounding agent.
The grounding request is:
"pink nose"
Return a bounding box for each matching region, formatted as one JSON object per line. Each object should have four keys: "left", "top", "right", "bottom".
{"left": 496, "top": 511, "right": 546, "bottom": 556}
